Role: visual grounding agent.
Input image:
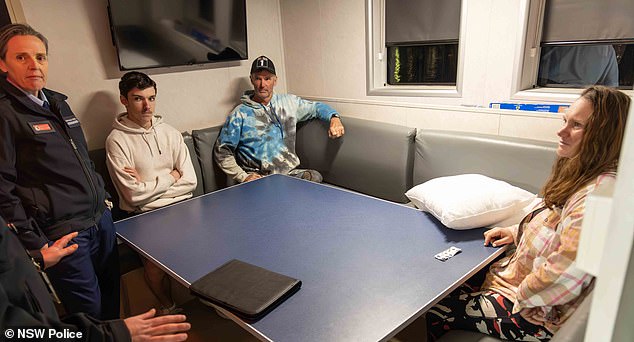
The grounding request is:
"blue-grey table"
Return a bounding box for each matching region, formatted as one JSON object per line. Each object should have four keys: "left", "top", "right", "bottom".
{"left": 116, "top": 174, "right": 504, "bottom": 342}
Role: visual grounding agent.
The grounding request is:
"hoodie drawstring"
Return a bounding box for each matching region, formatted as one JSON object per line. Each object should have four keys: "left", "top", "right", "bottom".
{"left": 141, "top": 133, "right": 154, "bottom": 157}
{"left": 263, "top": 103, "right": 283, "bottom": 139}
{"left": 152, "top": 126, "right": 162, "bottom": 155}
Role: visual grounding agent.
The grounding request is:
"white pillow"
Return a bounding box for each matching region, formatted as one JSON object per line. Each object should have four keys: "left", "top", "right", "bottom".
{"left": 405, "top": 174, "right": 536, "bottom": 230}
{"left": 489, "top": 197, "right": 543, "bottom": 228}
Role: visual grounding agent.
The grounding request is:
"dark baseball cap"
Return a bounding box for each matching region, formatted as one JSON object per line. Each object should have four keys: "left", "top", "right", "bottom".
{"left": 250, "top": 56, "right": 276, "bottom": 75}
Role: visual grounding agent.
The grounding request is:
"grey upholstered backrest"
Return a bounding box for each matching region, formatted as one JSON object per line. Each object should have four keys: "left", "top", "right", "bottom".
{"left": 191, "top": 125, "right": 229, "bottom": 193}
{"left": 413, "top": 129, "right": 557, "bottom": 194}
{"left": 181, "top": 132, "right": 204, "bottom": 197}
{"left": 296, "top": 117, "right": 416, "bottom": 203}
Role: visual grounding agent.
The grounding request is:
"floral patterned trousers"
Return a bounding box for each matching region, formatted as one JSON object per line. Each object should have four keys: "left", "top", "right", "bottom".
{"left": 426, "top": 285, "right": 553, "bottom": 341}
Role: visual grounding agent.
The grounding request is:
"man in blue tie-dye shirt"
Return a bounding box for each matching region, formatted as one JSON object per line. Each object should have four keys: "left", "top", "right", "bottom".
{"left": 214, "top": 56, "right": 345, "bottom": 183}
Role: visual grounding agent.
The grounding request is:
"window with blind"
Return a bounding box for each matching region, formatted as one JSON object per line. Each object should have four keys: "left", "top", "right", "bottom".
{"left": 385, "top": 0, "right": 461, "bottom": 85}
{"left": 536, "top": 0, "right": 634, "bottom": 89}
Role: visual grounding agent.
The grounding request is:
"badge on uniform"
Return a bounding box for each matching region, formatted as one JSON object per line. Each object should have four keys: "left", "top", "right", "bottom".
{"left": 28, "top": 120, "right": 56, "bottom": 134}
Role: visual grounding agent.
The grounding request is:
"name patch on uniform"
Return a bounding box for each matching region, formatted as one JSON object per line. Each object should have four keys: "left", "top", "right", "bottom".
{"left": 64, "top": 117, "right": 80, "bottom": 128}
{"left": 28, "top": 120, "right": 56, "bottom": 134}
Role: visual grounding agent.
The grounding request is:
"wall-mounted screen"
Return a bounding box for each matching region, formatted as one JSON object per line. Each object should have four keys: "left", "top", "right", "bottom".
{"left": 107, "top": 0, "right": 247, "bottom": 70}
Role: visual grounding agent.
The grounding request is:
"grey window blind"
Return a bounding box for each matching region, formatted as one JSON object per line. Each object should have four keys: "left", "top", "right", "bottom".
{"left": 385, "top": 0, "right": 461, "bottom": 45}
{"left": 542, "top": 0, "right": 634, "bottom": 44}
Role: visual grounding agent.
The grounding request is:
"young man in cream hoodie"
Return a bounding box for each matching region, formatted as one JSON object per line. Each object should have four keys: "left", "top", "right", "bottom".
{"left": 105, "top": 71, "right": 197, "bottom": 314}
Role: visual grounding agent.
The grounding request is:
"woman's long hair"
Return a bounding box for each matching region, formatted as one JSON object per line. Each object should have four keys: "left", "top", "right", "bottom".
{"left": 542, "top": 86, "right": 630, "bottom": 208}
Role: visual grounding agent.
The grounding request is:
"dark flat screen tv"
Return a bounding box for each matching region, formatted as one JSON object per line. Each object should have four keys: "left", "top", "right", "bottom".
{"left": 107, "top": 0, "right": 247, "bottom": 70}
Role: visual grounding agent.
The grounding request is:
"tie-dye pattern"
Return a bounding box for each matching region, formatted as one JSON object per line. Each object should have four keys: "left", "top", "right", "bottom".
{"left": 214, "top": 91, "right": 337, "bottom": 182}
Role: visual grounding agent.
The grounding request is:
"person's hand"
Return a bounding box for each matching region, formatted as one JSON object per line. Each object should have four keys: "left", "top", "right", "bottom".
{"left": 483, "top": 227, "right": 515, "bottom": 247}
{"left": 519, "top": 308, "right": 542, "bottom": 325}
{"left": 328, "top": 117, "right": 345, "bottom": 139}
{"left": 170, "top": 169, "right": 182, "bottom": 181}
{"left": 124, "top": 308, "right": 190, "bottom": 342}
{"left": 40, "top": 231, "right": 79, "bottom": 269}
{"left": 123, "top": 167, "right": 141, "bottom": 182}
{"left": 244, "top": 173, "right": 262, "bottom": 182}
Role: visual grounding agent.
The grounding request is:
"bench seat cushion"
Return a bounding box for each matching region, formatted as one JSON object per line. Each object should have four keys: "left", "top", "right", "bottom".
{"left": 182, "top": 132, "right": 204, "bottom": 197}
{"left": 191, "top": 126, "right": 229, "bottom": 193}
{"left": 296, "top": 117, "right": 416, "bottom": 203}
{"left": 414, "top": 129, "right": 557, "bottom": 194}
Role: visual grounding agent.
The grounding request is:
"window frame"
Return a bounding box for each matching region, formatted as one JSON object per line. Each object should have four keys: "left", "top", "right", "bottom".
{"left": 512, "top": 0, "right": 633, "bottom": 103}
{"left": 365, "top": 0, "right": 467, "bottom": 97}
{"left": 5, "top": 0, "right": 25, "bottom": 23}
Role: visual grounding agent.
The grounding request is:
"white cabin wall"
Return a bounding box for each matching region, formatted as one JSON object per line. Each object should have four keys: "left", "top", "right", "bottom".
{"left": 279, "top": 0, "right": 562, "bottom": 142}
{"left": 13, "top": 0, "right": 287, "bottom": 149}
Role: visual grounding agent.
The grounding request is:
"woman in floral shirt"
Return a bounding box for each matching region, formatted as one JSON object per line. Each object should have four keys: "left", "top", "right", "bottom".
{"left": 426, "top": 86, "right": 631, "bottom": 341}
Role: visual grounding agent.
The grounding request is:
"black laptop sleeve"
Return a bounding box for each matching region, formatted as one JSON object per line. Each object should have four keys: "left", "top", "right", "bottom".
{"left": 190, "top": 259, "right": 301, "bottom": 321}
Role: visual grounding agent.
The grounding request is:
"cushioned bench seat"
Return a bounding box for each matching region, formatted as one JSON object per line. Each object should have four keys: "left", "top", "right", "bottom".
{"left": 182, "top": 132, "right": 205, "bottom": 197}
{"left": 296, "top": 117, "right": 416, "bottom": 203}
{"left": 191, "top": 125, "right": 231, "bottom": 193}
{"left": 414, "top": 129, "right": 557, "bottom": 193}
